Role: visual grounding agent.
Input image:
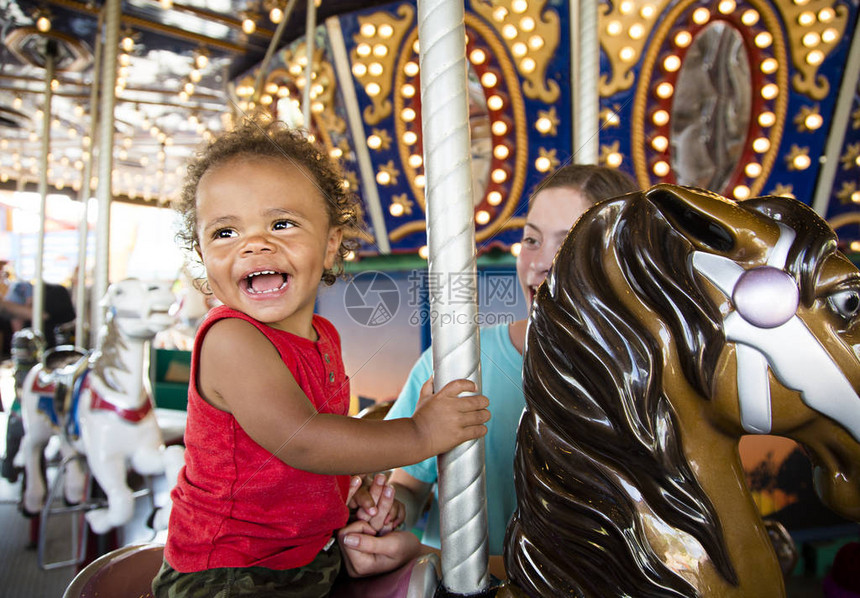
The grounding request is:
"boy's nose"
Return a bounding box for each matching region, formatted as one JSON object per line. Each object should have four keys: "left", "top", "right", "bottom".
{"left": 241, "top": 234, "right": 275, "bottom": 254}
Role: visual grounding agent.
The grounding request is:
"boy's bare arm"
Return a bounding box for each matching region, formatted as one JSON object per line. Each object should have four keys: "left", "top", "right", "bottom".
{"left": 200, "top": 319, "right": 489, "bottom": 475}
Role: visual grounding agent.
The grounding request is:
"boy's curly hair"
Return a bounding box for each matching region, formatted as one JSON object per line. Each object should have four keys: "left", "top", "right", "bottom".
{"left": 176, "top": 118, "right": 365, "bottom": 285}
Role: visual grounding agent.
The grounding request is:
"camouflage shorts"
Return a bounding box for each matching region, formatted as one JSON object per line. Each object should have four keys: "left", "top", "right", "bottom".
{"left": 151, "top": 541, "right": 342, "bottom": 598}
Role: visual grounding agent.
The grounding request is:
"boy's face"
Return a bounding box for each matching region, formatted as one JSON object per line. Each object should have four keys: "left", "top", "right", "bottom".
{"left": 516, "top": 186, "right": 593, "bottom": 309}
{"left": 195, "top": 156, "right": 342, "bottom": 338}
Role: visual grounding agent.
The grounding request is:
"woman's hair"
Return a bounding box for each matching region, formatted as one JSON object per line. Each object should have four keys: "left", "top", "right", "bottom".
{"left": 530, "top": 163, "right": 639, "bottom": 207}
{"left": 176, "top": 118, "right": 365, "bottom": 285}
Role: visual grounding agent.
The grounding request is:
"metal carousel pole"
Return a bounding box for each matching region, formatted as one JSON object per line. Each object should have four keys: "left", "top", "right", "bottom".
{"left": 571, "top": 0, "right": 599, "bottom": 163}
{"left": 33, "top": 43, "right": 57, "bottom": 339}
{"left": 301, "top": 0, "right": 317, "bottom": 130}
{"left": 91, "top": 0, "right": 121, "bottom": 334}
{"left": 417, "top": 0, "right": 489, "bottom": 595}
{"left": 75, "top": 10, "right": 104, "bottom": 349}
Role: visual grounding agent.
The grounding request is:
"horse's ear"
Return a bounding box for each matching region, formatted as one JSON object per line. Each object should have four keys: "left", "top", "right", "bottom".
{"left": 645, "top": 184, "right": 767, "bottom": 255}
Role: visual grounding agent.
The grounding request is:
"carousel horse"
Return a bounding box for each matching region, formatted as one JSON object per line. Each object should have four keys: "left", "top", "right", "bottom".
{"left": 502, "top": 185, "right": 860, "bottom": 597}
{"left": 20, "top": 279, "right": 186, "bottom": 535}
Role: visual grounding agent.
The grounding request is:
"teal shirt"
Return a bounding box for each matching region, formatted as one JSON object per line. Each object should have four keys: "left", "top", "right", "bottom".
{"left": 385, "top": 323, "right": 524, "bottom": 555}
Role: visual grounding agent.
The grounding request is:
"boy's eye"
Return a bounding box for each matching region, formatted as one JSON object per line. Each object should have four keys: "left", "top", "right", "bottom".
{"left": 273, "top": 220, "right": 296, "bottom": 231}
{"left": 214, "top": 228, "right": 236, "bottom": 239}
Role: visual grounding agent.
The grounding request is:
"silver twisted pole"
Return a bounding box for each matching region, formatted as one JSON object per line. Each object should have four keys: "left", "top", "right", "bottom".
{"left": 417, "top": 0, "right": 489, "bottom": 594}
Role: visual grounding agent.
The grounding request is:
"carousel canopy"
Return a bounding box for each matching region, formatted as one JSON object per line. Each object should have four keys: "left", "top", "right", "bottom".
{"left": 1, "top": 0, "right": 859, "bottom": 257}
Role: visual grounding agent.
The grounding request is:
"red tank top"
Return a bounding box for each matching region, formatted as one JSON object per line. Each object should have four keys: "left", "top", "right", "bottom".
{"left": 165, "top": 306, "right": 351, "bottom": 571}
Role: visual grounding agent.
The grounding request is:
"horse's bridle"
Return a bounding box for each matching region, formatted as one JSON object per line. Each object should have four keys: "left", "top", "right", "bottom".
{"left": 691, "top": 224, "right": 860, "bottom": 443}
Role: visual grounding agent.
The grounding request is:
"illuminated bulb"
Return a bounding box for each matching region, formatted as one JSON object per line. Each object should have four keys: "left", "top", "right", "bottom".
{"left": 369, "top": 62, "right": 383, "bottom": 76}
{"left": 494, "top": 145, "right": 510, "bottom": 160}
{"left": 487, "top": 95, "right": 504, "bottom": 110}
{"left": 404, "top": 61, "right": 419, "bottom": 76}
{"left": 651, "top": 136, "right": 669, "bottom": 152}
{"left": 345, "top": 250, "right": 357, "bottom": 261}
{"left": 376, "top": 171, "right": 391, "bottom": 185}
{"left": 184, "top": 81, "right": 195, "bottom": 94}
{"left": 373, "top": 44, "right": 387, "bottom": 57}
{"left": 413, "top": 39, "right": 420, "bottom": 53}
{"left": 536, "top": 118, "right": 553, "bottom": 134}
{"left": 652, "top": 109, "right": 670, "bottom": 126}
{"left": 718, "top": 0, "right": 736, "bottom": 14}
{"left": 752, "top": 137, "right": 770, "bottom": 153}
{"left": 674, "top": 31, "right": 692, "bottom": 47}
{"left": 121, "top": 36, "right": 135, "bottom": 53}
{"left": 512, "top": 42, "right": 527, "bottom": 57}
{"left": 692, "top": 8, "right": 710, "bottom": 24}
{"left": 242, "top": 17, "right": 256, "bottom": 35}
{"left": 510, "top": 243, "right": 521, "bottom": 257}
{"left": 793, "top": 154, "right": 811, "bottom": 170}
{"left": 733, "top": 185, "right": 751, "bottom": 200}
{"left": 356, "top": 43, "right": 371, "bottom": 57}
{"left": 119, "top": 53, "right": 131, "bottom": 66}
{"left": 742, "top": 10, "right": 760, "bottom": 25}
{"left": 401, "top": 84, "right": 415, "bottom": 98}
{"left": 620, "top": 1, "right": 634, "bottom": 15}
{"left": 629, "top": 24, "right": 644, "bottom": 39}
{"left": 745, "top": 162, "right": 762, "bottom": 177}
{"left": 536, "top": 156, "right": 551, "bottom": 172}
{"left": 366, "top": 82, "right": 381, "bottom": 96}
{"left": 520, "top": 17, "right": 535, "bottom": 32}
{"left": 51, "top": 79, "right": 59, "bottom": 90}
{"left": 656, "top": 82, "right": 674, "bottom": 99}
{"left": 401, "top": 108, "right": 416, "bottom": 122}
{"left": 488, "top": 191, "right": 503, "bottom": 205}
{"left": 403, "top": 131, "right": 417, "bottom": 145}
{"left": 663, "top": 55, "right": 681, "bottom": 72}
{"left": 195, "top": 51, "right": 209, "bottom": 69}
{"left": 474, "top": 210, "right": 491, "bottom": 226}
{"left": 819, "top": 8, "right": 835, "bottom": 22}
{"left": 619, "top": 47, "right": 636, "bottom": 62}
{"left": 481, "top": 72, "right": 498, "bottom": 87}
{"left": 415, "top": 174, "right": 425, "bottom": 187}
{"left": 491, "top": 168, "right": 507, "bottom": 183}
{"left": 379, "top": 24, "right": 393, "bottom": 38}
{"left": 805, "top": 113, "right": 823, "bottom": 130}
{"left": 653, "top": 161, "right": 670, "bottom": 177}
{"left": 798, "top": 11, "right": 815, "bottom": 26}
{"left": 367, "top": 135, "right": 381, "bottom": 149}
{"left": 802, "top": 32, "right": 820, "bottom": 47}
{"left": 761, "top": 83, "right": 778, "bottom": 99}
{"left": 261, "top": 94, "right": 274, "bottom": 106}
{"left": 806, "top": 50, "right": 824, "bottom": 65}
{"left": 607, "top": 21, "right": 622, "bottom": 36}
{"left": 852, "top": 192, "right": 860, "bottom": 205}
{"left": 419, "top": 245, "right": 429, "bottom": 260}
{"left": 390, "top": 203, "right": 404, "bottom": 217}
{"left": 520, "top": 57, "right": 536, "bottom": 73}
{"left": 492, "top": 121, "right": 508, "bottom": 136}
{"left": 502, "top": 24, "right": 518, "bottom": 40}
{"left": 352, "top": 63, "right": 367, "bottom": 77}
{"left": 470, "top": 49, "right": 487, "bottom": 64}
{"left": 408, "top": 154, "right": 423, "bottom": 168}
{"left": 512, "top": 0, "right": 528, "bottom": 13}
{"left": 755, "top": 32, "right": 773, "bottom": 48}
{"left": 270, "top": 7, "right": 283, "bottom": 23}
{"left": 360, "top": 23, "right": 376, "bottom": 37}
{"left": 761, "top": 58, "right": 778, "bottom": 74}
{"left": 13, "top": 96, "right": 22, "bottom": 109}
{"left": 822, "top": 28, "right": 838, "bottom": 43}
{"left": 36, "top": 16, "right": 51, "bottom": 32}
{"left": 529, "top": 35, "right": 544, "bottom": 50}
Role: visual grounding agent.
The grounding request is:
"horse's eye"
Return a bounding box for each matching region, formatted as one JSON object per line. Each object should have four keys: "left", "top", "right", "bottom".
{"left": 828, "top": 289, "right": 860, "bottom": 319}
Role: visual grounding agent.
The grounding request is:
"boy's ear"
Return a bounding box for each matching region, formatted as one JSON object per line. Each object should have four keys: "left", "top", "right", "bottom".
{"left": 325, "top": 226, "right": 344, "bottom": 269}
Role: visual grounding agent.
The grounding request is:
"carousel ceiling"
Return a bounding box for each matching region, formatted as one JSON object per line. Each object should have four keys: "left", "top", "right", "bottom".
{"left": 1, "top": 0, "right": 859, "bottom": 257}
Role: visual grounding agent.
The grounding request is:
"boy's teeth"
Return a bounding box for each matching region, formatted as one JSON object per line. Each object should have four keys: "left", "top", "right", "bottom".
{"left": 246, "top": 271, "right": 288, "bottom": 293}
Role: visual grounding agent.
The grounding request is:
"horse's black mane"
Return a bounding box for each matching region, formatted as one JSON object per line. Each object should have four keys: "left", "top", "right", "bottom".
{"left": 504, "top": 190, "right": 837, "bottom": 597}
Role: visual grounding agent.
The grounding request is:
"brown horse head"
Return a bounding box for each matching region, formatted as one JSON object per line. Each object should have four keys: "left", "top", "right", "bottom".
{"left": 506, "top": 184, "right": 860, "bottom": 597}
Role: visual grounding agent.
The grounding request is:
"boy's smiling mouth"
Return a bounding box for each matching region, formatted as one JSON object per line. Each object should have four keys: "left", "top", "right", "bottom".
{"left": 243, "top": 270, "right": 289, "bottom": 294}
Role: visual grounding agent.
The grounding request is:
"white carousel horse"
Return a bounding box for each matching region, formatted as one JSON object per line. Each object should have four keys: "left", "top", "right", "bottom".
{"left": 20, "top": 279, "right": 186, "bottom": 535}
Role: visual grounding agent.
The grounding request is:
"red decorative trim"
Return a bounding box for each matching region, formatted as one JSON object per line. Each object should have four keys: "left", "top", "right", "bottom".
{"left": 86, "top": 379, "right": 153, "bottom": 423}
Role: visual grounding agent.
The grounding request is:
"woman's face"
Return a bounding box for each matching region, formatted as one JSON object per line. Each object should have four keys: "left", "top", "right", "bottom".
{"left": 516, "top": 186, "right": 593, "bottom": 308}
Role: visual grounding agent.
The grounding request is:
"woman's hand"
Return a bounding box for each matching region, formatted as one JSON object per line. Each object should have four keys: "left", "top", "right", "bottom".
{"left": 338, "top": 520, "right": 428, "bottom": 578}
